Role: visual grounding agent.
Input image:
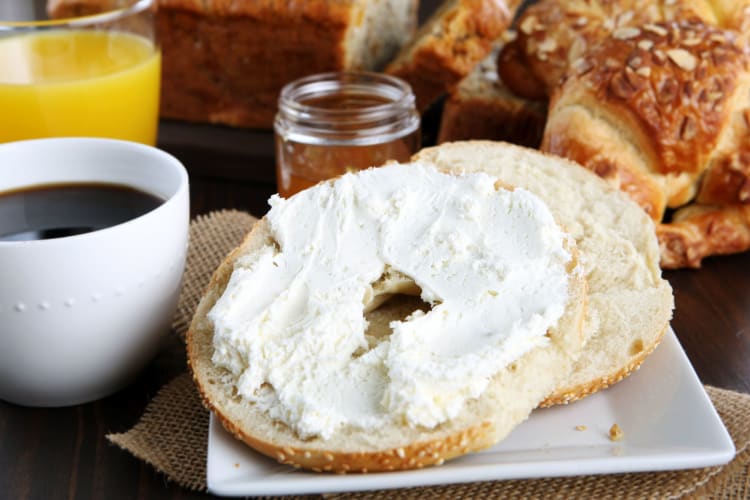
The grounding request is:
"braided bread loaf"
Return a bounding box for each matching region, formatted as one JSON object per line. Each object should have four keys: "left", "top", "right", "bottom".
{"left": 541, "top": 20, "right": 750, "bottom": 267}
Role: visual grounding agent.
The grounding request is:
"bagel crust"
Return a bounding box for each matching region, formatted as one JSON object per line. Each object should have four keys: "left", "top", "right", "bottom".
{"left": 187, "top": 163, "right": 588, "bottom": 473}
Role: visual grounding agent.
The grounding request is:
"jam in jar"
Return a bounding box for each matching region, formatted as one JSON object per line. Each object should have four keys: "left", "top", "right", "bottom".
{"left": 274, "top": 72, "right": 420, "bottom": 198}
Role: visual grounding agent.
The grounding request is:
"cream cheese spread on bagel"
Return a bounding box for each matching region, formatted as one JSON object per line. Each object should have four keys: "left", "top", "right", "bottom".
{"left": 208, "top": 163, "right": 574, "bottom": 440}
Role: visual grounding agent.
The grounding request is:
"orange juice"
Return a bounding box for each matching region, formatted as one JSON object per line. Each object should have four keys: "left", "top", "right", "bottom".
{"left": 0, "top": 30, "right": 160, "bottom": 145}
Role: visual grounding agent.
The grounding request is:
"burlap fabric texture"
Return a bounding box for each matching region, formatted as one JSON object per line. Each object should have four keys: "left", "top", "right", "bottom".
{"left": 107, "top": 210, "right": 750, "bottom": 499}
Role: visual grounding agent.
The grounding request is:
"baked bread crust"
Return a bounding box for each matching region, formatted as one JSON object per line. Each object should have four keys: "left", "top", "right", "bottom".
{"left": 438, "top": 39, "right": 547, "bottom": 147}
{"left": 413, "top": 141, "right": 674, "bottom": 406}
{"left": 187, "top": 166, "right": 587, "bottom": 473}
{"left": 385, "top": 0, "right": 515, "bottom": 112}
{"left": 499, "top": 0, "right": 750, "bottom": 100}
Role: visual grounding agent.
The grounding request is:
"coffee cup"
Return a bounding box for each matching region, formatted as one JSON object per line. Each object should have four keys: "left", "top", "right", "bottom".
{"left": 0, "top": 138, "right": 189, "bottom": 406}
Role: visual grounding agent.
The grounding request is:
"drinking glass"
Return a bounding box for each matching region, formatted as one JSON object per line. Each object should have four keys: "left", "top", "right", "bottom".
{"left": 0, "top": 0, "right": 160, "bottom": 145}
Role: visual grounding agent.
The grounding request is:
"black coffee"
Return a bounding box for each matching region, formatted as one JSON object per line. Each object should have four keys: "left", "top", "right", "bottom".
{"left": 0, "top": 182, "right": 164, "bottom": 242}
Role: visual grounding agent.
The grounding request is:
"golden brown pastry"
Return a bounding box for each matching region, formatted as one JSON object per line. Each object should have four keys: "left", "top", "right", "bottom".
{"left": 437, "top": 39, "right": 547, "bottom": 147}
{"left": 385, "top": 0, "right": 516, "bottom": 112}
{"left": 541, "top": 19, "right": 750, "bottom": 267}
{"left": 658, "top": 204, "right": 750, "bottom": 268}
{"left": 499, "top": 0, "right": 750, "bottom": 100}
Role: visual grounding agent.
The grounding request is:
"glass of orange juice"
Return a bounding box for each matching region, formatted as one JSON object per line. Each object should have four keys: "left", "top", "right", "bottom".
{"left": 0, "top": 0, "right": 160, "bottom": 145}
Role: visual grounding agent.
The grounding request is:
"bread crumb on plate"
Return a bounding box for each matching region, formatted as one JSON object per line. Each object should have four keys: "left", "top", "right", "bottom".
{"left": 609, "top": 423, "right": 624, "bottom": 441}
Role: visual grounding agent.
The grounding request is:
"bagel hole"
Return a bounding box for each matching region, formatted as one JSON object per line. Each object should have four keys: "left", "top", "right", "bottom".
{"left": 353, "top": 294, "right": 434, "bottom": 358}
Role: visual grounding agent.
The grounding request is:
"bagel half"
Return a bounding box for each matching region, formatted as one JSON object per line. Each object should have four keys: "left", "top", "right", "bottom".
{"left": 413, "top": 141, "right": 674, "bottom": 406}
{"left": 187, "top": 164, "right": 587, "bottom": 473}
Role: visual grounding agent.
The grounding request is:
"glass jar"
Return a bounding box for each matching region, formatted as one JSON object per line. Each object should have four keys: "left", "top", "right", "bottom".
{"left": 274, "top": 71, "right": 421, "bottom": 198}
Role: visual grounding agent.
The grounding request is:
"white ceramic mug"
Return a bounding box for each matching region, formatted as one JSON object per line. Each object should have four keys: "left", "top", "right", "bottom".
{"left": 0, "top": 138, "right": 189, "bottom": 407}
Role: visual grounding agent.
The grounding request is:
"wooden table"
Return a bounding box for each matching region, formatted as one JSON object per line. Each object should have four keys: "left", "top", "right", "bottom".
{"left": 1, "top": 119, "right": 749, "bottom": 500}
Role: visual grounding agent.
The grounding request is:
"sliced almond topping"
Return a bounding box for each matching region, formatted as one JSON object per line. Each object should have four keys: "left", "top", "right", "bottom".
{"left": 682, "top": 37, "right": 702, "bottom": 47}
{"left": 729, "top": 153, "right": 743, "bottom": 171}
{"left": 519, "top": 15, "right": 537, "bottom": 35}
{"left": 538, "top": 37, "right": 558, "bottom": 53}
{"left": 613, "top": 27, "right": 641, "bottom": 40}
{"left": 638, "top": 39, "right": 654, "bottom": 51}
{"left": 643, "top": 23, "right": 668, "bottom": 37}
{"left": 710, "top": 33, "right": 726, "bottom": 44}
{"left": 610, "top": 71, "right": 636, "bottom": 99}
{"left": 501, "top": 29, "right": 517, "bottom": 43}
{"left": 708, "top": 91, "right": 723, "bottom": 101}
{"left": 575, "top": 16, "right": 588, "bottom": 27}
{"left": 616, "top": 11, "right": 635, "bottom": 26}
{"left": 665, "top": 0, "right": 677, "bottom": 4}
{"left": 667, "top": 48, "right": 697, "bottom": 71}
{"left": 636, "top": 66, "right": 652, "bottom": 77}
{"left": 628, "top": 56, "right": 643, "bottom": 68}
{"left": 653, "top": 49, "right": 667, "bottom": 63}
{"left": 679, "top": 115, "right": 697, "bottom": 140}
{"left": 572, "top": 57, "right": 593, "bottom": 75}
{"left": 657, "top": 77, "right": 679, "bottom": 103}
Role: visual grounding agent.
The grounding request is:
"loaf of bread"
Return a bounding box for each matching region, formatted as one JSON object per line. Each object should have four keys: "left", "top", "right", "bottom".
{"left": 385, "top": 0, "right": 518, "bottom": 112}
{"left": 499, "top": 0, "right": 750, "bottom": 100}
{"left": 414, "top": 141, "right": 673, "bottom": 405}
{"left": 437, "top": 38, "right": 547, "bottom": 147}
{"left": 188, "top": 160, "right": 588, "bottom": 472}
{"left": 48, "top": 0, "right": 418, "bottom": 128}
{"left": 541, "top": 20, "right": 750, "bottom": 267}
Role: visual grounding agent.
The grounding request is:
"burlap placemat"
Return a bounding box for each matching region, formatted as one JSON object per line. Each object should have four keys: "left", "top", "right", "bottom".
{"left": 107, "top": 209, "right": 750, "bottom": 499}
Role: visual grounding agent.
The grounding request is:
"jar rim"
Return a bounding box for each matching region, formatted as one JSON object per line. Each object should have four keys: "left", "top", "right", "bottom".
{"left": 278, "top": 71, "right": 416, "bottom": 122}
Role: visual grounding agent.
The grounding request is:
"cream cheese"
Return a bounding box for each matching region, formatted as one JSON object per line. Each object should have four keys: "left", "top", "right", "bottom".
{"left": 208, "top": 163, "right": 572, "bottom": 439}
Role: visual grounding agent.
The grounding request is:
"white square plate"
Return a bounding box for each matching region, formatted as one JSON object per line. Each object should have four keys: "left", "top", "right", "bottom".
{"left": 206, "top": 329, "right": 735, "bottom": 497}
